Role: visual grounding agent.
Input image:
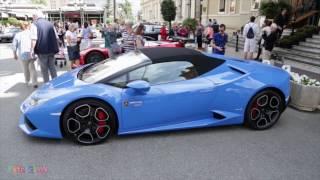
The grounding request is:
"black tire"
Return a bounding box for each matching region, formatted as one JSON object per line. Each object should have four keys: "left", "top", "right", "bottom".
{"left": 245, "top": 90, "right": 284, "bottom": 130}
{"left": 85, "top": 51, "right": 105, "bottom": 64}
{"left": 61, "top": 99, "right": 116, "bottom": 145}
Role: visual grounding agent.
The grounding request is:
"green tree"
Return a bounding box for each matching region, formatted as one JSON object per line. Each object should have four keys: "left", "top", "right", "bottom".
{"left": 259, "top": 1, "right": 291, "bottom": 19}
{"left": 182, "top": 18, "right": 197, "bottom": 35}
{"left": 161, "top": 0, "right": 176, "bottom": 30}
{"left": 118, "top": 0, "right": 133, "bottom": 21}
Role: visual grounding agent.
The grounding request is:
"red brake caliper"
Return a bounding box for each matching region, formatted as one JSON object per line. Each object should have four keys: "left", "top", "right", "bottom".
{"left": 97, "top": 110, "right": 107, "bottom": 135}
{"left": 251, "top": 100, "right": 258, "bottom": 120}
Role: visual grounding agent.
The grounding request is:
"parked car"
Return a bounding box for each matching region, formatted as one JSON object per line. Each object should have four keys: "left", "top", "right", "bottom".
{"left": 19, "top": 48, "right": 290, "bottom": 145}
{"left": 79, "top": 40, "right": 184, "bottom": 65}
{"left": 133, "top": 23, "right": 162, "bottom": 41}
{"left": 0, "top": 27, "right": 21, "bottom": 42}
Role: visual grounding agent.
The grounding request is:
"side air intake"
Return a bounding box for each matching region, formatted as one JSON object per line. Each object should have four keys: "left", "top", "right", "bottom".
{"left": 213, "top": 112, "right": 226, "bottom": 120}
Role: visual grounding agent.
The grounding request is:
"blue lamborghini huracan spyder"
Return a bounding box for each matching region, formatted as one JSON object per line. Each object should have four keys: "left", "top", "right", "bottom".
{"left": 19, "top": 48, "right": 291, "bottom": 145}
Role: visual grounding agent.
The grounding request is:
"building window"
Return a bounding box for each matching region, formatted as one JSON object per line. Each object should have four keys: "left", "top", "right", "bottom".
{"left": 219, "top": 0, "right": 226, "bottom": 13}
{"left": 230, "top": 0, "right": 236, "bottom": 14}
{"left": 251, "top": 0, "right": 261, "bottom": 10}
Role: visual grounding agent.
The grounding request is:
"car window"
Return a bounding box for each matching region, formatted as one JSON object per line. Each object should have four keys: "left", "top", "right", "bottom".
{"left": 108, "top": 61, "right": 198, "bottom": 88}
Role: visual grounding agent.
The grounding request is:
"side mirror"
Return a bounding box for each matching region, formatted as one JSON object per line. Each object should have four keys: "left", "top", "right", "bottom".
{"left": 126, "top": 80, "right": 150, "bottom": 92}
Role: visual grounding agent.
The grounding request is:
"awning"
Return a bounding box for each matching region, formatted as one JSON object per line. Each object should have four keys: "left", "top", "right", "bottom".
{"left": 0, "top": 12, "right": 9, "bottom": 18}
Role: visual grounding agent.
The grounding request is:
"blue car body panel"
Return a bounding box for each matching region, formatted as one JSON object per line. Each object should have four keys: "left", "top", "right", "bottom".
{"left": 19, "top": 52, "right": 291, "bottom": 139}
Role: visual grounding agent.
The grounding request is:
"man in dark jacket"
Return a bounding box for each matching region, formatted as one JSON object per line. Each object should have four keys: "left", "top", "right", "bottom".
{"left": 31, "top": 12, "right": 59, "bottom": 83}
{"left": 274, "top": 8, "right": 289, "bottom": 38}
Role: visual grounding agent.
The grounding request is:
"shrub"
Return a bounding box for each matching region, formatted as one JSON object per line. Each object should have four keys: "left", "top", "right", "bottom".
{"left": 278, "top": 25, "right": 319, "bottom": 48}
{"left": 259, "top": 1, "right": 292, "bottom": 19}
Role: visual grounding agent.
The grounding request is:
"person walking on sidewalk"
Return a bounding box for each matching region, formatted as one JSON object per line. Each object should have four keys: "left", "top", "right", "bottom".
{"left": 212, "top": 24, "right": 228, "bottom": 55}
{"left": 243, "top": 16, "right": 259, "bottom": 60}
{"left": 196, "top": 21, "right": 204, "bottom": 49}
{"left": 12, "top": 21, "right": 38, "bottom": 88}
{"left": 31, "top": 12, "right": 59, "bottom": 83}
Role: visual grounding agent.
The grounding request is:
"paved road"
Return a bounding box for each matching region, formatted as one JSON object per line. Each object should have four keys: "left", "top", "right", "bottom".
{"left": 0, "top": 42, "right": 320, "bottom": 180}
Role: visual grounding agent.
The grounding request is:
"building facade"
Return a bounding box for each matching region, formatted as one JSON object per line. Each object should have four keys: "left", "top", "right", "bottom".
{"left": 141, "top": 0, "right": 201, "bottom": 23}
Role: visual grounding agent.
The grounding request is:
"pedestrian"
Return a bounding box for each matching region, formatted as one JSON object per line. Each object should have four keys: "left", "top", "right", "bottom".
{"left": 208, "top": 19, "right": 213, "bottom": 27}
{"left": 103, "top": 23, "right": 119, "bottom": 57}
{"left": 243, "top": 16, "right": 259, "bottom": 60}
{"left": 212, "top": 24, "right": 228, "bottom": 55}
{"left": 262, "top": 23, "right": 278, "bottom": 63}
{"left": 57, "top": 22, "right": 65, "bottom": 48}
{"left": 66, "top": 23, "right": 80, "bottom": 69}
{"left": 121, "top": 21, "right": 136, "bottom": 53}
{"left": 212, "top": 19, "right": 219, "bottom": 33}
{"left": 80, "top": 22, "right": 93, "bottom": 50}
{"left": 135, "top": 23, "right": 145, "bottom": 49}
{"left": 12, "top": 21, "right": 38, "bottom": 88}
{"left": 160, "top": 24, "right": 168, "bottom": 40}
{"left": 274, "top": 8, "right": 289, "bottom": 38}
{"left": 204, "top": 24, "right": 214, "bottom": 46}
{"left": 195, "top": 21, "right": 204, "bottom": 49}
{"left": 256, "top": 20, "right": 272, "bottom": 60}
{"left": 31, "top": 12, "right": 59, "bottom": 83}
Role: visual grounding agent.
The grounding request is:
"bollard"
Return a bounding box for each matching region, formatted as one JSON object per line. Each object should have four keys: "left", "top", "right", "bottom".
{"left": 235, "top": 33, "right": 239, "bottom": 52}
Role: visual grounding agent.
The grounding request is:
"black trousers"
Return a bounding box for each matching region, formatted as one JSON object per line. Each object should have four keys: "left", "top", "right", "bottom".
{"left": 197, "top": 35, "right": 203, "bottom": 48}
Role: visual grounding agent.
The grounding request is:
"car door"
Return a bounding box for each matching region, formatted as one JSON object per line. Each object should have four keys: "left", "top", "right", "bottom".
{"left": 112, "top": 61, "right": 215, "bottom": 132}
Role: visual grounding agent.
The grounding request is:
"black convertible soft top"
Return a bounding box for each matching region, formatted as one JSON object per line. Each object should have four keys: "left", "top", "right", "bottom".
{"left": 140, "top": 47, "right": 225, "bottom": 75}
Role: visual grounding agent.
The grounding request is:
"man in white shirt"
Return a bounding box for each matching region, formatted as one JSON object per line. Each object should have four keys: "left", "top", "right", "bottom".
{"left": 243, "top": 16, "right": 259, "bottom": 60}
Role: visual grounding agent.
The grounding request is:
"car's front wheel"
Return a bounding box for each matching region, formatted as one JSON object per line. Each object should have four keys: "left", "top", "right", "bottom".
{"left": 62, "top": 99, "right": 116, "bottom": 145}
{"left": 245, "top": 90, "right": 284, "bottom": 130}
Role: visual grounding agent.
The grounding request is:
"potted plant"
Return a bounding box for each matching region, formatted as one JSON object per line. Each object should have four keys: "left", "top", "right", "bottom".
{"left": 289, "top": 72, "right": 320, "bottom": 111}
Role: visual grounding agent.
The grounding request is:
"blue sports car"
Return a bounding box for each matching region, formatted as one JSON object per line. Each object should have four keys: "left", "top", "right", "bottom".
{"left": 19, "top": 48, "right": 291, "bottom": 145}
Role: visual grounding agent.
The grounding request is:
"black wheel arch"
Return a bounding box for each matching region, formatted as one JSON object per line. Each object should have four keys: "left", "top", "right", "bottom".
{"left": 84, "top": 50, "right": 106, "bottom": 64}
{"left": 59, "top": 97, "right": 119, "bottom": 137}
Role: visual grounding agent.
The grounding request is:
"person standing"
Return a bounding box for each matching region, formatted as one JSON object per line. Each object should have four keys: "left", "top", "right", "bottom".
{"left": 135, "top": 23, "right": 145, "bottom": 49}
{"left": 212, "top": 19, "right": 219, "bottom": 33}
{"left": 160, "top": 24, "right": 168, "bottom": 40}
{"left": 121, "top": 21, "right": 136, "bottom": 53}
{"left": 195, "top": 21, "right": 204, "bottom": 49}
{"left": 212, "top": 24, "right": 228, "bottom": 55}
{"left": 103, "top": 23, "right": 119, "bottom": 57}
{"left": 66, "top": 23, "right": 80, "bottom": 68}
{"left": 12, "top": 21, "right": 38, "bottom": 88}
{"left": 204, "top": 24, "right": 214, "bottom": 47}
{"left": 274, "top": 8, "right": 289, "bottom": 38}
{"left": 31, "top": 12, "right": 59, "bottom": 83}
{"left": 243, "top": 16, "right": 259, "bottom": 60}
{"left": 256, "top": 20, "right": 272, "bottom": 60}
{"left": 80, "top": 22, "right": 93, "bottom": 50}
{"left": 262, "top": 23, "right": 278, "bottom": 63}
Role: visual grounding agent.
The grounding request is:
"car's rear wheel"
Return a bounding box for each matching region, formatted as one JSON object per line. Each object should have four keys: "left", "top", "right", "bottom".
{"left": 245, "top": 90, "right": 284, "bottom": 130}
{"left": 62, "top": 99, "right": 116, "bottom": 145}
{"left": 85, "top": 51, "right": 105, "bottom": 64}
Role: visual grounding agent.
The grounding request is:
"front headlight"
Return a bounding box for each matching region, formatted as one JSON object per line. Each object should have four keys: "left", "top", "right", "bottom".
{"left": 29, "top": 98, "right": 49, "bottom": 106}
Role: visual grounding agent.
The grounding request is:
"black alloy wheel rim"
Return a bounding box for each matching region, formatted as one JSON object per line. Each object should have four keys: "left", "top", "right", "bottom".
{"left": 66, "top": 104, "right": 111, "bottom": 144}
{"left": 250, "top": 93, "right": 281, "bottom": 129}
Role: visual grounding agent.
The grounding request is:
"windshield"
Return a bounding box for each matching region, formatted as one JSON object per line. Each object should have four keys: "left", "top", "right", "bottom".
{"left": 80, "top": 51, "right": 150, "bottom": 83}
{"left": 4, "top": 28, "right": 18, "bottom": 33}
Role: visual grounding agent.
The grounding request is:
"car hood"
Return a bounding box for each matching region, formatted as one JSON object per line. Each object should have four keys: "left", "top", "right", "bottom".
{"left": 33, "top": 66, "right": 89, "bottom": 100}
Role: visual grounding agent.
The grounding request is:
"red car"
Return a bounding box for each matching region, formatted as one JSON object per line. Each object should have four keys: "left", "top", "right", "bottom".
{"left": 80, "top": 40, "right": 184, "bottom": 65}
